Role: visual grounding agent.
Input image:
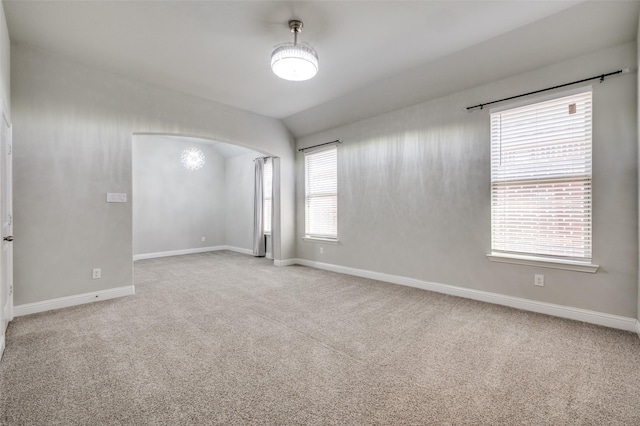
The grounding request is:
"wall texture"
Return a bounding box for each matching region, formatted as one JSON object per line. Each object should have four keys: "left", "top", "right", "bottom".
{"left": 296, "top": 42, "right": 638, "bottom": 318}
{"left": 224, "top": 152, "right": 258, "bottom": 252}
{"left": 12, "top": 43, "right": 295, "bottom": 305}
{"left": 0, "top": 1, "right": 8, "bottom": 118}
{"left": 133, "top": 136, "right": 227, "bottom": 255}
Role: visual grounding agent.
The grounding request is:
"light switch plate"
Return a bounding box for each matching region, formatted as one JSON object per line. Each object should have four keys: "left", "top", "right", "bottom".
{"left": 107, "top": 193, "right": 127, "bottom": 203}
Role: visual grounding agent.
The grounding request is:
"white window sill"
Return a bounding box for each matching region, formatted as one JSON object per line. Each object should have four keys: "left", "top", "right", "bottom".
{"left": 303, "top": 237, "right": 339, "bottom": 245}
{"left": 487, "top": 253, "right": 599, "bottom": 273}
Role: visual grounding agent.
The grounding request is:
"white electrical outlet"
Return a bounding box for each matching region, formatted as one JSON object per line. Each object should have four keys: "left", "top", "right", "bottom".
{"left": 201, "top": 236, "right": 206, "bottom": 242}
{"left": 92, "top": 268, "right": 101, "bottom": 279}
{"left": 319, "top": 247, "right": 324, "bottom": 255}
{"left": 534, "top": 274, "right": 544, "bottom": 287}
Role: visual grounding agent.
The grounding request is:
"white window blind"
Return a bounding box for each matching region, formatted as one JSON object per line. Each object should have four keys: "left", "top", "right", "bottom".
{"left": 263, "top": 158, "right": 273, "bottom": 235}
{"left": 305, "top": 146, "right": 338, "bottom": 239}
{"left": 491, "top": 89, "right": 592, "bottom": 260}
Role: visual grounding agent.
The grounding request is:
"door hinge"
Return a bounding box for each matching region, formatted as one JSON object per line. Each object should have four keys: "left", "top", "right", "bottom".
{"left": 7, "top": 143, "right": 11, "bottom": 156}
{"left": 8, "top": 214, "right": 11, "bottom": 226}
{"left": 8, "top": 285, "right": 12, "bottom": 296}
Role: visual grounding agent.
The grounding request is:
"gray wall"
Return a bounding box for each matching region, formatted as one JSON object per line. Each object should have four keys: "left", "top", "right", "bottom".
{"left": 296, "top": 42, "right": 638, "bottom": 318}
{"left": 0, "top": 1, "right": 8, "bottom": 118}
{"left": 134, "top": 136, "right": 260, "bottom": 256}
{"left": 224, "top": 152, "right": 257, "bottom": 252}
{"left": 133, "top": 136, "right": 226, "bottom": 255}
{"left": 12, "top": 42, "right": 295, "bottom": 306}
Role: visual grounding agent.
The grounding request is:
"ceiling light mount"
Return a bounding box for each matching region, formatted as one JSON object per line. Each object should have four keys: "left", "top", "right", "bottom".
{"left": 271, "top": 19, "right": 318, "bottom": 82}
{"left": 289, "top": 19, "right": 303, "bottom": 39}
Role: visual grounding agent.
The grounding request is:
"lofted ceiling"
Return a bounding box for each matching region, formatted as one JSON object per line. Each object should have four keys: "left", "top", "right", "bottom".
{"left": 4, "top": 1, "right": 639, "bottom": 137}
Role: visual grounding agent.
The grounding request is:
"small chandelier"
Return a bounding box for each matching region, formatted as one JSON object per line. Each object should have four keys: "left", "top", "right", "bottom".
{"left": 271, "top": 20, "right": 318, "bottom": 81}
{"left": 181, "top": 147, "right": 205, "bottom": 171}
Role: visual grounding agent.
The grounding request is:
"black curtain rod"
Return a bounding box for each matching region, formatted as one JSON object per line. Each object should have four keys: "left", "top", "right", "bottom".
{"left": 298, "top": 139, "right": 342, "bottom": 152}
{"left": 466, "top": 69, "right": 628, "bottom": 111}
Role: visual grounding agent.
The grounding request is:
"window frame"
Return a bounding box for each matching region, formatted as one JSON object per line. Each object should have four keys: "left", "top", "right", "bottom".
{"left": 303, "top": 144, "right": 338, "bottom": 242}
{"left": 263, "top": 158, "right": 272, "bottom": 236}
{"left": 486, "top": 86, "right": 598, "bottom": 273}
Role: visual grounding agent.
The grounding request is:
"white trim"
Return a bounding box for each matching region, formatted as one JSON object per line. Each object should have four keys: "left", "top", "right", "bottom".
{"left": 266, "top": 252, "right": 273, "bottom": 259}
{"left": 0, "top": 335, "right": 4, "bottom": 361}
{"left": 636, "top": 320, "right": 640, "bottom": 339}
{"left": 133, "top": 246, "right": 225, "bottom": 261}
{"left": 274, "top": 258, "right": 297, "bottom": 267}
{"left": 222, "top": 246, "right": 254, "bottom": 256}
{"left": 14, "top": 285, "right": 135, "bottom": 317}
{"left": 133, "top": 245, "right": 253, "bottom": 261}
{"left": 286, "top": 258, "right": 636, "bottom": 332}
{"left": 302, "top": 237, "right": 340, "bottom": 244}
{"left": 487, "top": 253, "right": 599, "bottom": 273}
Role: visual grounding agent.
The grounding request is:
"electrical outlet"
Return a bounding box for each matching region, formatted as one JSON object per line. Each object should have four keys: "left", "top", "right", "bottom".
{"left": 201, "top": 236, "right": 206, "bottom": 242}
{"left": 92, "top": 268, "right": 101, "bottom": 279}
{"left": 534, "top": 274, "right": 544, "bottom": 287}
{"left": 319, "top": 247, "right": 324, "bottom": 255}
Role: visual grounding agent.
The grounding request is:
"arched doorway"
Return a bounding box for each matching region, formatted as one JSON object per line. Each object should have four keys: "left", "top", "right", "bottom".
{"left": 132, "top": 133, "right": 279, "bottom": 263}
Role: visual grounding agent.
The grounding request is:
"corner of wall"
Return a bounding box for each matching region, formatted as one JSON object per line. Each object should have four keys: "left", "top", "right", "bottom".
{"left": 0, "top": 0, "right": 11, "bottom": 119}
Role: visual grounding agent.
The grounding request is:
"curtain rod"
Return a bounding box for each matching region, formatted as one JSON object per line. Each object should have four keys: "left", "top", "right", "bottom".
{"left": 298, "top": 139, "right": 342, "bottom": 152}
{"left": 466, "top": 68, "right": 629, "bottom": 111}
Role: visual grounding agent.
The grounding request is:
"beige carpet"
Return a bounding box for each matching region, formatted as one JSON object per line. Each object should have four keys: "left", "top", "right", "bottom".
{"left": 1, "top": 251, "right": 639, "bottom": 425}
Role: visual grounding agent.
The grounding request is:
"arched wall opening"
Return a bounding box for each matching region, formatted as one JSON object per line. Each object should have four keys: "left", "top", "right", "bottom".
{"left": 11, "top": 43, "right": 295, "bottom": 308}
{"left": 132, "top": 133, "right": 280, "bottom": 261}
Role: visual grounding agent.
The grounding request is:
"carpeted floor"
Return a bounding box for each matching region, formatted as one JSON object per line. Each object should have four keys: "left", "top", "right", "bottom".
{"left": 1, "top": 251, "right": 640, "bottom": 425}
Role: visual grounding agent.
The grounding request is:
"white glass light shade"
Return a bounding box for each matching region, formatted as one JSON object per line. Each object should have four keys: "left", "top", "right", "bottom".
{"left": 271, "top": 42, "right": 318, "bottom": 81}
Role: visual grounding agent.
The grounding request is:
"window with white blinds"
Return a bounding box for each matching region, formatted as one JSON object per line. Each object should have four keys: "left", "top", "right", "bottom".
{"left": 263, "top": 158, "right": 273, "bottom": 235}
{"left": 490, "top": 89, "right": 592, "bottom": 261}
{"left": 305, "top": 146, "right": 338, "bottom": 239}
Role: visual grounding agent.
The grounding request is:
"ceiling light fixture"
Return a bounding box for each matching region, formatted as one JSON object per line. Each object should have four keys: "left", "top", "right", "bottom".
{"left": 181, "top": 147, "right": 205, "bottom": 171}
{"left": 271, "top": 20, "right": 318, "bottom": 82}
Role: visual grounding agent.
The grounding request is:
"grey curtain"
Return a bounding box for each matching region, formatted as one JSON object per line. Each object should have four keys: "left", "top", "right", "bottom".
{"left": 252, "top": 157, "right": 266, "bottom": 257}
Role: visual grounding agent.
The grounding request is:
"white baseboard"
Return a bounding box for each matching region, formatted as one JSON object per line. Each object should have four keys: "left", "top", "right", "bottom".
{"left": 223, "top": 246, "right": 254, "bottom": 256}
{"left": 14, "top": 285, "right": 136, "bottom": 317}
{"left": 134, "top": 245, "right": 254, "bottom": 261}
{"left": 0, "top": 335, "right": 4, "bottom": 361}
{"left": 274, "top": 258, "right": 297, "bottom": 267}
{"left": 289, "top": 258, "right": 638, "bottom": 333}
{"left": 133, "top": 246, "right": 225, "bottom": 261}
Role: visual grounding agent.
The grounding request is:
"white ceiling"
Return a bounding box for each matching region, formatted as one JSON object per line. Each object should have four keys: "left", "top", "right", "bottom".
{"left": 4, "top": 1, "right": 639, "bottom": 137}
